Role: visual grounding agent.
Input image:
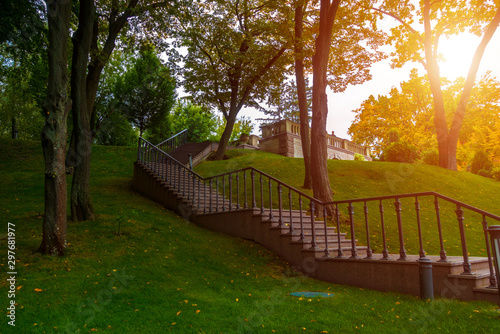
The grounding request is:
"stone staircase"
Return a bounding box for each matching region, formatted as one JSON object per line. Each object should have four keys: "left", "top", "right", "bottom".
{"left": 133, "top": 139, "right": 500, "bottom": 305}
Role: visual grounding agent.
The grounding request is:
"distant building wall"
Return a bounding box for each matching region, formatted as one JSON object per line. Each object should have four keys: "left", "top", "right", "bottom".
{"left": 259, "top": 120, "right": 372, "bottom": 161}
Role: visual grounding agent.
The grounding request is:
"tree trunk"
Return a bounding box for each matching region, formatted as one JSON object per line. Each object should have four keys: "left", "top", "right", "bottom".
{"left": 310, "top": 0, "right": 339, "bottom": 206}
{"left": 295, "top": 1, "right": 312, "bottom": 189}
{"left": 11, "top": 116, "right": 18, "bottom": 139}
{"left": 38, "top": 0, "right": 72, "bottom": 256}
{"left": 215, "top": 111, "right": 238, "bottom": 160}
{"left": 70, "top": 0, "right": 96, "bottom": 222}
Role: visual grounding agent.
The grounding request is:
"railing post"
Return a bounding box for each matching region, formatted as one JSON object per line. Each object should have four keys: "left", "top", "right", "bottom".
{"left": 482, "top": 217, "right": 498, "bottom": 288}
{"left": 137, "top": 137, "right": 142, "bottom": 161}
{"left": 244, "top": 171, "right": 248, "bottom": 209}
{"left": 379, "top": 201, "right": 389, "bottom": 260}
{"left": 335, "top": 204, "right": 344, "bottom": 258}
{"left": 288, "top": 190, "right": 293, "bottom": 234}
{"left": 216, "top": 178, "right": 219, "bottom": 212}
{"left": 487, "top": 226, "right": 500, "bottom": 305}
{"left": 415, "top": 197, "right": 426, "bottom": 259}
{"left": 310, "top": 201, "right": 317, "bottom": 249}
{"left": 251, "top": 170, "right": 256, "bottom": 209}
{"left": 222, "top": 176, "right": 226, "bottom": 212}
{"left": 363, "top": 201, "right": 372, "bottom": 259}
{"left": 323, "top": 206, "right": 329, "bottom": 257}
{"left": 228, "top": 173, "right": 232, "bottom": 211}
{"left": 267, "top": 178, "right": 274, "bottom": 221}
{"left": 260, "top": 174, "right": 264, "bottom": 214}
{"left": 394, "top": 198, "right": 407, "bottom": 261}
{"left": 236, "top": 172, "right": 240, "bottom": 209}
{"left": 299, "top": 195, "right": 304, "bottom": 241}
{"left": 209, "top": 179, "right": 213, "bottom": 213}
{"left": 435, "top": 197, "right": 448, "bottom": 262}
{"left": 348, "top": 203, "right": 358, "bottom": 259}
{"left": 456, "top": 205, "right": 473, "bottom": 274}
{"left": 278, "top": 183, "right": 283, "bottom": 227}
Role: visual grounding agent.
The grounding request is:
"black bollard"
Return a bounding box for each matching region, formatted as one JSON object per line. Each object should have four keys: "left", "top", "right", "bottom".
{"left": 418, "top": 257, "right": 434, "bottom": 300}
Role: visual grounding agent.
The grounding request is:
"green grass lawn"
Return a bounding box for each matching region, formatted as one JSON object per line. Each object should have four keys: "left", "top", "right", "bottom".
{"left": 0, "top": 139, "right": 499, "bottom": 333}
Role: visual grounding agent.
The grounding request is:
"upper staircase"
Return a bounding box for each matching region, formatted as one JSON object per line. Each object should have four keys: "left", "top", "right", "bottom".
{"left": 132, "top": 132, "right": 500, "bottom": 305}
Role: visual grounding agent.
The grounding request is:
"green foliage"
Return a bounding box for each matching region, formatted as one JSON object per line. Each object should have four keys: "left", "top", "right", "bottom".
{"left": 422, "top": 149, "right": 440, "bottom": 166}
{"left": 387, "top": 128, "right": 400, "bottom": 144}
{"left": 114, "top": 47, "right": 176, "bottom": 137}
{"left": 491, "top": 167, "right": 500, "bottom": 181}
{"left": 384, "top": 141, "right": 419, "bottom": 163}
{"left": 354, "top": 153, "right": 365, "bottom": 161}
{"left": 170, "top": 100, "right": 216, "bottom": 143}
{"left": 470, "top": 149, "right": 493, "bottom": 174}
{"left": 95, "top": 112, "right": 138, "bottom": 146}
{"left": 209, "top": 116, "right": 254, "bottom": 143}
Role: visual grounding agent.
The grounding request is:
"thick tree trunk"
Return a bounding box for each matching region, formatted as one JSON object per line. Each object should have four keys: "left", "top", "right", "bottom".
{"left": 70, "top": 0, "right": 96, "bottom": 222}
{"left": 38, "top": 0, "right": 72, "bottom": 256}
{"left": 295, "top": 2, "right": 312, "bottom": 189}
{"left": 310, "top": 0, "right": 339, "bottom": 206}
{"left": 11, "top": 116, "right": 18, "bottom": 139}
{"left": 215, "top": 111, "right": 238, "bottom": 160}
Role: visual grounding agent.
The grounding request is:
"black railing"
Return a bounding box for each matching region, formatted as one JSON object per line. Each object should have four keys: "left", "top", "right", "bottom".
{"left": 137, "top": 135, "right": 499, "bottom": 289}
{"left": 155, "top": 129, "right": 188, "bottom": 155}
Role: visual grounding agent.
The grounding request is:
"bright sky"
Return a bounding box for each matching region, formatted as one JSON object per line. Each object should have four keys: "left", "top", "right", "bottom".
{"left": 241, "top": 28, "right": 500, "bottom": 140}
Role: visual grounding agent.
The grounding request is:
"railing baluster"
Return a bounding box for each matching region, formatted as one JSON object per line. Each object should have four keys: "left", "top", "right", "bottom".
{"left": 244, "top": 171, "right": 248, "bottom": 209}
{"left": 222, "top": 176, "right": 226, "bottom": 211}
{"left": 456, "top": 205, "right": 472, "bottom": 274}
{"left": 260, "top": 174, "right": 264, "bottom": 214}
{"left": 236, "top": 172, "right": 240, "bottom": 209}
{"left": 394, "top": 198, "right": 407, "bottom": 261}
{"left": 268, "top": 178, "right": 274, "bottom": 221}
{"left": 434, "top": 197, "right": 448, "bottom": 262}
{"left": 415, "top": 197, "right": 426, "bottom": 259}
{"left": 364, "top": 201, "right": 372, "bottom": 259}
{"left": 380, "top": 201, "right": 389, "bottom": 260}
{"left": 209, "top": 179, "right": 213, "bottom": 213}
{"left": 288, "top": 190, "right": 293, "bottom": 234}
{"left": 310, "top": 201, "right": 317, "bottom": 249}
{"left": 216, "top": 178, "right": 219, "bottom": 212}
{"left": 482, "top": 216, "right": 498, "bottom": 287}
{"left": 335, "top": 204, "right": 344, "bottom": 258}
{"left": 348, "top": 203, "right": 358, "bottom": 259}
{"left": 177, "top": 165, "right": 181, "bottom": 192}
{"left": 278, "top": 183, "right": 283, "bottom": 227}
{"left": 299, "top": 195, "right": 304, "bottom": 241}
{"left": 251, "top": 170, "right": 256, "bottom": 209}
{"left": 229, "top": 173, "right": 232, "bottom": 211}
{"left": 323, "top": 206, "right": 329, "bottom": 257}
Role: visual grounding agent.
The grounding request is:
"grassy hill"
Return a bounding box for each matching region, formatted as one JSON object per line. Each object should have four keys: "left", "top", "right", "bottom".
{"left": 1, "top": 139, "right": 499, "bottom": 333}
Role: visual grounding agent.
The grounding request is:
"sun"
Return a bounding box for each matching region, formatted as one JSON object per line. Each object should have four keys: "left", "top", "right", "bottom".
{"left": 437, "top": 32, "right": 500, "bottom": 81}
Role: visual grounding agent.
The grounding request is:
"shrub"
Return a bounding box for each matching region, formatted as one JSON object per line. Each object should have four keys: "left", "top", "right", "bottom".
{"left": 354, "top": 153, "right": 365, "bottom": 161}
{"left": 422, "top": 149, "right": 440, "bottom": 166}
{"left": 477, "top": 169, "right": 493, "bottom": 178}
{"left": 470, "top": 149, "right": 493, "bottom": 174}
{"left": 492, "top": 167, "right": 500, "bottom": 181}
{"left": 384, "top": 141, "right": 419, "bottom": 163}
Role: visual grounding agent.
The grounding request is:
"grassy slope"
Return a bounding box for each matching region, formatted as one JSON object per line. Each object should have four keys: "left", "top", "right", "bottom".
{"left": 0, "top": 140, "right": 498, "bottom": 333}
{"left": 196, "top": 150, "right": 500, "bottom": 257}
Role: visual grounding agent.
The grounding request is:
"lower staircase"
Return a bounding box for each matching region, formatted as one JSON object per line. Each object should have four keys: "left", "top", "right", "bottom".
{"left": 133, "top": 135, "right": 500, "bottom": 305}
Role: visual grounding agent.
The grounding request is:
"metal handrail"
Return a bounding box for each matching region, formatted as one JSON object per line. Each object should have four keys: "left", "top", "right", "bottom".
{"left": 137, "top": 136, "right": 499, "bottom": 288}
{"left": 156, "top": 128, "right": 188, "bottom": 147}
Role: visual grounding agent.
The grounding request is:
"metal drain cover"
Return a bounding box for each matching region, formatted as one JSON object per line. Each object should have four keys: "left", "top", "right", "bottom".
{"left": 289, "top": 291, "right": 334, "bottom": 298}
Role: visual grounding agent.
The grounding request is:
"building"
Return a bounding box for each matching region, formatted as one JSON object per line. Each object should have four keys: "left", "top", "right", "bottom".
{"left": 259, "top": 119, "right": 372, "bottom": 161}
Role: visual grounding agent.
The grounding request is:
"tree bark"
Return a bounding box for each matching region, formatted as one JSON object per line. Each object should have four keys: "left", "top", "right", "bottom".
{"left": 38, "top": 0, "right": 72, "bottom": 256}
{"left": 11, "top": 116, "right": 18, "bottom": 139}
{"left": 310, "top": 0, "right": 340, "bottom": 205}
{"left": 295, "top": 1, "right": 312, "bottom": 189}
{"left": 70, "top": 0, "right": 96, "bottom": 222}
